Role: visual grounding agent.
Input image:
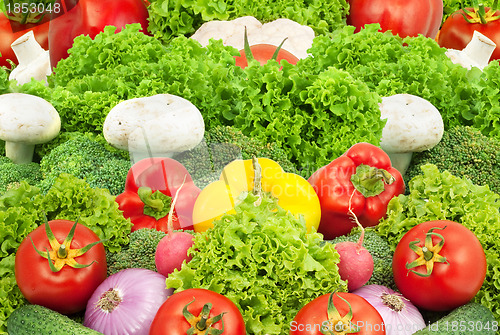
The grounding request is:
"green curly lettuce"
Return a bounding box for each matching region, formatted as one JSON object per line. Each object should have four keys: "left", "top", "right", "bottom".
{"left": 147, "top": 0, "right": 349, "bottom": 44}
{"left": 38, "top": 173, "right": 132, "bottom": 252}
{"left": 167, "top": 192, "right": 347, "bottom": 334}
{"left": 302, "top": 24, "right": 482, "bottom": 133}
{"left": 232, "top": 59, "right": 384, "bottom": 176}
{"left": 376, "top": 164, "right": 500, "bottom": 324}
{"left": 0, "top": 175, "right": 132, "bottom": 333}
{"left": 16, "top": 24, "right": 240, "bottom": 136}
{"left": 0, "top": 65, "right": 8, "bottom": 94}
{"left": 473, "top": 60, "right": 500, "bottom": 139}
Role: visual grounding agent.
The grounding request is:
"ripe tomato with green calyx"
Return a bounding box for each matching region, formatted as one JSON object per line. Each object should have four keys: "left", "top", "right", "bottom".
{"left": 149, "top": 288, "right": 246, "bottom": 335}
{"left": 14, "top": 218, "right": 107, "bottom": 314}
{"left": 290, "top": 292, "right": 385, "bottom": 335}
{"left": 234, "top": 27, "right": 299, "bottom": 69}
{"left": 392, "top": 220, "right": 487, "bottom": 311}
{"left": 437, "top": 3, "right": 500, "bottom": 62}
{"left": 234, "top": 43, "right": 299, "bottom": 69}
{"left": 346, "top": 0, "right": 444, "bottom": 39}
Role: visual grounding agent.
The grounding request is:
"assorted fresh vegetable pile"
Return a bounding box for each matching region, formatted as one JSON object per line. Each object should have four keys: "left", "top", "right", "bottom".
{"left": 1, "top": 0, "right": 500, "bottom": 334}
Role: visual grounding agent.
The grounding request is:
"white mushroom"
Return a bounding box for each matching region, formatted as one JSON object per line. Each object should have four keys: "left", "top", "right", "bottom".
{"left": 0, "top": 93, "right": 61, "bottom": 164}
{"left": 445, "top": 30, "right": 496, "bottom": 71}
{"left": 103, "top": 94, "right": 205, "bottom": 163}
{"left": 9, "top": 30, "right": 52, "bottom": 85}
{"left": 379, "top": 94, "right": 444, "bottom": 176}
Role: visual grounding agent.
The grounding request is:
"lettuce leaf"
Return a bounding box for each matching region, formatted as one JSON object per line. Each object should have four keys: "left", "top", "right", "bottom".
{"left": 376, "top": 164, "right": 500, "bottom": 324}
{"left": 17, "top": 24, "right": 241, "bottom": 135}
{"left": 303, "top": 24, "right": 482, "bottom": 134}
{"left": 232, "top": 59, "right": 384, "bottom": 176}
{"left": 167, "top": 192, "right": 347, "bottom": 334}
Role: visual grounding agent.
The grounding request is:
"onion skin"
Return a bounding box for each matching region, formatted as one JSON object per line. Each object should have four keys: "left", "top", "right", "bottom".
{"left": 352, "top": 284, "right": 426, "bottom": 335}
{"left": 83, "top": 268, "right": 173, "bottom": 335}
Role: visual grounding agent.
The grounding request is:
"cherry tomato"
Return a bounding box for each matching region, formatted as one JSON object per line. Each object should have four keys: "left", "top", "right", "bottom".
{"left": 14, "top": 219, "right": 107, "bottom": 314}
{"left": 234, "top": 44, "right": 299, "bottom": 69}
{"left": 0, "top": 12, "right": 50, "bottom": 68}
{"left": 392, "top": 220, "right": 487, "bottom": 311}
{"left": 149, "top": 288, "right": 246, "bottom": 335}
{"left": 437, "top": 6, "right": 500, "bottom": 62}
{"left": 290, "top": 292, "right": 385, "bottom": 335}
{"left": 346, "top": 0, "right": 443, "bottom": 39}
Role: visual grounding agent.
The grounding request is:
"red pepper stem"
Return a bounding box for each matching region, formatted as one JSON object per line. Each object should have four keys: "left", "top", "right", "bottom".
{"left": 350, "top": 164, "right": 394, "bottom": 198}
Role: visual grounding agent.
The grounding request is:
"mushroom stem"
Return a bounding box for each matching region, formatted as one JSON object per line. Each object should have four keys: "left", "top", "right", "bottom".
{"left": 463, "top": 30, "right": 497, "bottom": 68}
{"left": 11, "top": 30, "right": 45, "bottom": 65}
{"left": 5, "top": 142, "right": 35, "bottom": 164}
{"left": 9, "top": 31, "right": 52, "bottom": 85}
{"left": 385, "top": 152, "right": 413, "bottom": 176}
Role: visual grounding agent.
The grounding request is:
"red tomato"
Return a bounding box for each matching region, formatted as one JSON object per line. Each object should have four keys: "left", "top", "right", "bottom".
{"left": 14, "top": 219, "right": 107, "bottom": 314}
{"left": 437, "top": 7, "right": 500, "bottom": 62}
{"left": 290, "top": 292, "right": 385, "bottom": 335}
{"left": 0, "top": 12, "right": 50, "bottom": 67}
{"left": 234, "top": 44, "right": 299, "bottom": 69}
{"left": 149, "top": 288, "right": 246, "bottom": 335}
{"left": 392, "top": 220, "right": 487, "bottom": 311}
{"left": 346, "top": 0, "right": 444, "bottom": 39}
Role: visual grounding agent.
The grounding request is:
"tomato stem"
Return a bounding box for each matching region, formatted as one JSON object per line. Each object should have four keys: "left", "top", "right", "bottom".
{"left": 323, "top": 292, "right": 360, "bottom": 334}
{"left": 405, "top": 226, "right": 449, "bottom": 277}
{"left": 57, "top": 244, "right": 68, "bottom": 258}
{"left": 460, "top": 1, "right": 500, "bottom": 24}
{"left": 30, "top": 216, "right": 106, "bottom": 272}
{"left": 182, "top": 299, "right": 226, "bottom": 335}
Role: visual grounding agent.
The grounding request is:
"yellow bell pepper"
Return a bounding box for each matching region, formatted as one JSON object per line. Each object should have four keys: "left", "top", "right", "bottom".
{"left": 192, "top": 157, "right": 321, "bottom": 233}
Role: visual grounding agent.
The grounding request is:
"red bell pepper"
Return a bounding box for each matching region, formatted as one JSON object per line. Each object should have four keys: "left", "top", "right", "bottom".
{"left": 47, "top": 0, "right": 149, "bottom": 68}
{"left": 115, "top": 157, "right": 201, "bottom": 233}
{"left": 308, "top": 142, "right": 405, "bottom": 239}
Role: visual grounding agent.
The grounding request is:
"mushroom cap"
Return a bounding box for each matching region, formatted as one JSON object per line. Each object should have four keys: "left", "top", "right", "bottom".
{"left": 379, "top": 94, "right": 444, "bottom": 153}
{"left": 103, "top": 94, "right": 205, "bottom": 154}
{"left": 0, "top": 93, "right": 61, "bottom": 144}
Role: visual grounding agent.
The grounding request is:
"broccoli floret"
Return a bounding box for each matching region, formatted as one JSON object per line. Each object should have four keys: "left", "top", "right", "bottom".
{"left": 326, "top": 228, "right": 395, "bottom": 289}
{"left": 172, "top": 125, "right": 298, "bottom": 189}
{"left": 0, "top": 158, "right": 43, "bottom": 194}
{"left": 38, "top": 136, "right": 131, "bottom": 195}
{"left": 405, "top": 125, "right": 500, "bottom": 194}
{"left": 106, "top": 228, "right": 167, "bottom": 276}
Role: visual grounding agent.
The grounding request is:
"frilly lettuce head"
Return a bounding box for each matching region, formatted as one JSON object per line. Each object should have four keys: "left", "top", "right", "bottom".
{"left": 167, "top": 191, "right": 347, "bottom": 334}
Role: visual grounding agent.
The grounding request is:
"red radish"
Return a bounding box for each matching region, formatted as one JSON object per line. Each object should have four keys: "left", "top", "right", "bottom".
{"left": 155, "top": 231, "right": 194, "bottom": 277}
{"left": 154, "top": 174, "right": 195, "bottom": 277}
{"left": 334, "top": 191, "right": 374, "bottom": 291}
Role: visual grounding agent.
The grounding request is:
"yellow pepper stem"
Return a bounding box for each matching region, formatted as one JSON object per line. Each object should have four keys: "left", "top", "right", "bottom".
{"left": 252, "top": 156, "right": 263, "bottom": 206}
